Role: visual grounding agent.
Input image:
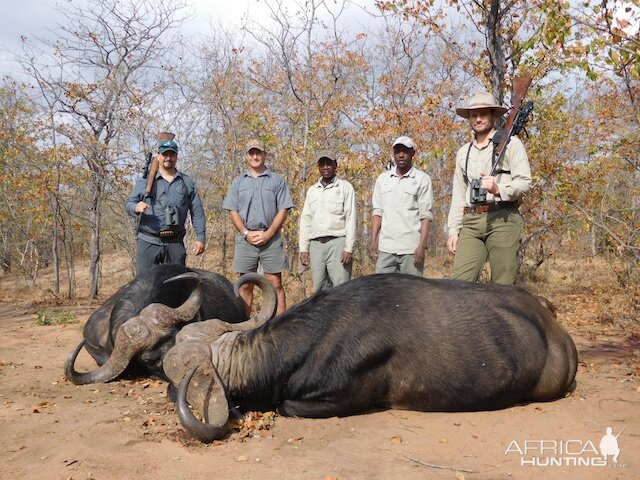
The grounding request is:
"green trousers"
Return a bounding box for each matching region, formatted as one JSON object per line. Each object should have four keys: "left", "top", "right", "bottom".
{"left": 452, "top": 206, "right": 523, "bottom": 285}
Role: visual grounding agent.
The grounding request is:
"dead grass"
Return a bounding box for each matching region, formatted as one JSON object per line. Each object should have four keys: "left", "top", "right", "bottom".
{"left": 0, "top": 251, "right": 637, "bottom": 330}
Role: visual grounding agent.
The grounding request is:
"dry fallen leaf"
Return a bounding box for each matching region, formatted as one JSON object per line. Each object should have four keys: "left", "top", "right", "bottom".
{"left": 142, "top": 416, "right": 156, "bottom": 427}
{"left": 390, "top": 435, "right": 402, "bottom": 444}
{"left": 32, "top": 401, "right": 54, "bottom": 412}
{"left": 455, "top": 473, "right": 466, "bottom": 480}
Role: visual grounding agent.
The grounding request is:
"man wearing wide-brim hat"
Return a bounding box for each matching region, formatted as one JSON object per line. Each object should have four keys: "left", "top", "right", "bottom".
{"left": 446, "top": 91, "right": 532, "bottom": 284}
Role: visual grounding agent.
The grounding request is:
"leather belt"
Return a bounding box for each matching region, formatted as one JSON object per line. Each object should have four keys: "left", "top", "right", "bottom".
{"left": 142, "top": 230, "right": 185, "bottom": 243}
{"left": 311, "top": 235, "right": 339, "bottom": 243}
{"left": 464, "top": 202, "right": 517, "bottom": 215}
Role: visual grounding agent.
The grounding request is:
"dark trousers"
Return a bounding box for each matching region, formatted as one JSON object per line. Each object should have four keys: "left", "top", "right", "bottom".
{"left": 135, "top": 239, "right": 187, "bottom": 276}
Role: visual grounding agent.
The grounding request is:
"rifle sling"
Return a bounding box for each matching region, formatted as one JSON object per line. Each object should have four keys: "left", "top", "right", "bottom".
{"left": 463, "top": 141, "right": 501, "bottom": 184}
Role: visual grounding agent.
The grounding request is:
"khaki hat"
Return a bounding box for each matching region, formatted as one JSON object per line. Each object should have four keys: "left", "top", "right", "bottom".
{"left": 456, "top": 91, "right": 508, "bottom": 118}
{"left": 316, "top": 150, "right": 337, "bottom": 163}
{"left": 245, "top": 139, "right": 266, "bottom": 153}
{"left": 392, "top": 136, "right": 416, "bottom": 149}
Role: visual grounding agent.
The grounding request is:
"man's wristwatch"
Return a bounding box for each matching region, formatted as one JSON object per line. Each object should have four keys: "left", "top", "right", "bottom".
{"left": 242, "top": 230, "right": 249, "bottom": 239}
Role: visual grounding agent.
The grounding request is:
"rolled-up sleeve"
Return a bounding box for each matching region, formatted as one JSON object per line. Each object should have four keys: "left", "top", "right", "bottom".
{"left": 298, "top": 188, "right": 313, "bottom": 252}
{"left": 447, "top": 146, "right": 469, "bottom": 236}
{"left": 497, "top": 136, "right": 532, "bottom": 202}
{"left": 223, "top": 178, "right": 240, "bottom": 212}
{"left": 275, "top": 175, "right": 294, "bottom": 211}
{"left": 418, "top": 174, "right": 434, "bottom": 222}
{"left": 125, "top": 177, "right": 146, "bottom": 217}
{"left": 189, "top": 181, "right": 207, "bottom": 242}
{"left": 343, "top": 182, "right": 357, "bottom": 252}
{"left": 372, "top": 175, "right": 384, "bottom": 217}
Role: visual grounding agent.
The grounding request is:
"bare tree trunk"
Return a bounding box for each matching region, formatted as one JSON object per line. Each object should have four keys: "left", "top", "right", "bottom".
{"left": 63, "top": 221, "right": 76, "bottom": 299}
{"left": 50, "top": 109, "right": 61, "bottom": 296}
{"left": 486, "top": 0, "right": 507, "bottom": 105}
{"left": 88, "top": 167, "right": 103, "bottom": 298}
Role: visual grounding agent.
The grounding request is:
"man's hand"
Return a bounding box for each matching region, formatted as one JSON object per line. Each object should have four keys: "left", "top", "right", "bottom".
{"left": 480, "top": 172, "right": 500, "bottom": 196}
{"left": 447, "top": 234, "right": 459, "bottom": 255}
{"left": 299, "top": 251, "right": 310, "bottom": 267}
{"left": 341, "top": 251, "right": 353, "bottom": 265}
{"left": 193, "top": 241, "right": 205, "bottom": 256}
{"left": 246, "top": 230, "right": 272, "bottom": 247}
{"left": 413, "top": 247, "right": 425, "bottom": 267}
{"left": 368, "top": 240, "right": 378, "bottom": 260}
{"left": 135, "top": 201, "right": 150, "bottom": 214}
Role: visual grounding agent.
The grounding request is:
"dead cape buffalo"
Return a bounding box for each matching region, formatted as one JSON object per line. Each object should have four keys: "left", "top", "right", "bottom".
{"left": 161, "top": 273, "right": 578, "bottom": 443}
{"left": 64, "top": 264, "right": 276, "bottom": 384}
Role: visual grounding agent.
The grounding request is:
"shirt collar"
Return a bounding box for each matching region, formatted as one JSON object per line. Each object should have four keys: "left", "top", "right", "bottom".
{"left": 315, "top": 176, "right": 339, "bottom": 188}
{"left": 155, "top": 170, "right": 182, "bottom": 180}
{"left": 472, "top": 129, "right": 497, "bottom": 149}
{"left": 390, "top": 166, "right": 416, "bottom": 178}
{"left": 243, "top": 166, "right": 272, "bottom": 178}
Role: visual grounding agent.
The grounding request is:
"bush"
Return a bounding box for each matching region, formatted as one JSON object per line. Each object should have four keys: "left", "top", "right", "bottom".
{"left": 35, "top": 309, "right": 79, "bottom": 326}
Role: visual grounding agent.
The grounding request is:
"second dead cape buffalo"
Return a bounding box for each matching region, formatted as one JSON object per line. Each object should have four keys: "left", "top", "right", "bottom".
{"left": 65, "top": 264, "right": 276, "bottom": 384}
{"left": 161, "top": 273, "right": 578, "bottom": 442}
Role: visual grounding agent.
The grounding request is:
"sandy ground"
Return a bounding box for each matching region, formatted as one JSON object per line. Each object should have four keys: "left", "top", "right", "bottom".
{"left": 0, "top": 296, "right": 638, "bottom": 480}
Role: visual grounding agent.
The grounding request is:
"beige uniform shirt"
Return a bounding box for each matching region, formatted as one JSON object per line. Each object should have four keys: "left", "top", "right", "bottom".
{"left": 372, "top": 166, "right": 434, "bottom": 255}
{"left": 447, "top": 131, "right": 532, "bottom": 236}
{"left": 299, "top": 177, "right": 357, "bottom": 253}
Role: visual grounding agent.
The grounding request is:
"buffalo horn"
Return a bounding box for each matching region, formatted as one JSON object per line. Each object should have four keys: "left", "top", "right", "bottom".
{"left": 177, "top": 366, "right": 230, "bottom": 443}
{"left": 232, "top": 272, "right": 278, "bottom": 329}
{"left": 64, "top": 339, "right": 89, "bottom": 384}
{"left": 163, "top": 272, "right": 204, "bottom": 321}
{"left": 65, "top": 277, "right": 203, "bottom": 385}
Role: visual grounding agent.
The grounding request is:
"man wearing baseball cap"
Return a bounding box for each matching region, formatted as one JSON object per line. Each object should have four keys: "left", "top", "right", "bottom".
{"left": 126, "top": 137, "right": 206, "bottom": 275}
{"left": 446, "top": 91, "right": 532, "bottom": 284}
{"left": 223, "top": 138, "right": 294, "bottom": 315}
{"left": 369, "top": 136, "right": 434, "bottom": 276}
{"left": 299, "top": 151, "right": 357, "bottom": 291}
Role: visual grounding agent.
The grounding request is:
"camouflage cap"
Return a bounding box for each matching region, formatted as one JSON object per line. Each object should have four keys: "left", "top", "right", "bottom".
{"left": 245, "top": 139, "right": 266, "bottom": 153}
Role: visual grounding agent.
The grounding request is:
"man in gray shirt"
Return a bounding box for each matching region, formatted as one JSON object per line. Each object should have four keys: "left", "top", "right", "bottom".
{"left": 126, "top": 139, "right": 206, "bottom": 276}
{"left": 369, "top": 136, "right": 433, "bottom": 276}
{"left": 223, "top": 139, "right": 294, "bottom": 315}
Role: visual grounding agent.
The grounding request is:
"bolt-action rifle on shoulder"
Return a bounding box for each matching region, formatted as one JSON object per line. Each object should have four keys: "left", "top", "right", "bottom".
{"left": 135, "top": 132, "right": 176, "bottom": 234}
{"left": 470, "top": 77, "right": 534, "bottom": 204}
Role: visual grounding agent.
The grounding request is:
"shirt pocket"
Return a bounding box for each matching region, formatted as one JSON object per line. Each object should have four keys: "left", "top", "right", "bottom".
{"left": 327, "top": 190, "right": 344, "bottom": 215}
{"left": 177, "top": 183, "right": 189, "bottom": 207}
{"left": 263, "top": 182, "right": 277, "bottom": 204}
{"left": 402, "top": 184, "right": 419, "bottom": 210}
{"left": 238, "top": 184, "right": 253, "bottom": 207}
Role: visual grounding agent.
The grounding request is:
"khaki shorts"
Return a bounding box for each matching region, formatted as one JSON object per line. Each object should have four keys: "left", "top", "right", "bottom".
{"left": 232, "top": 232, "right": 289, "bottom": 274}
